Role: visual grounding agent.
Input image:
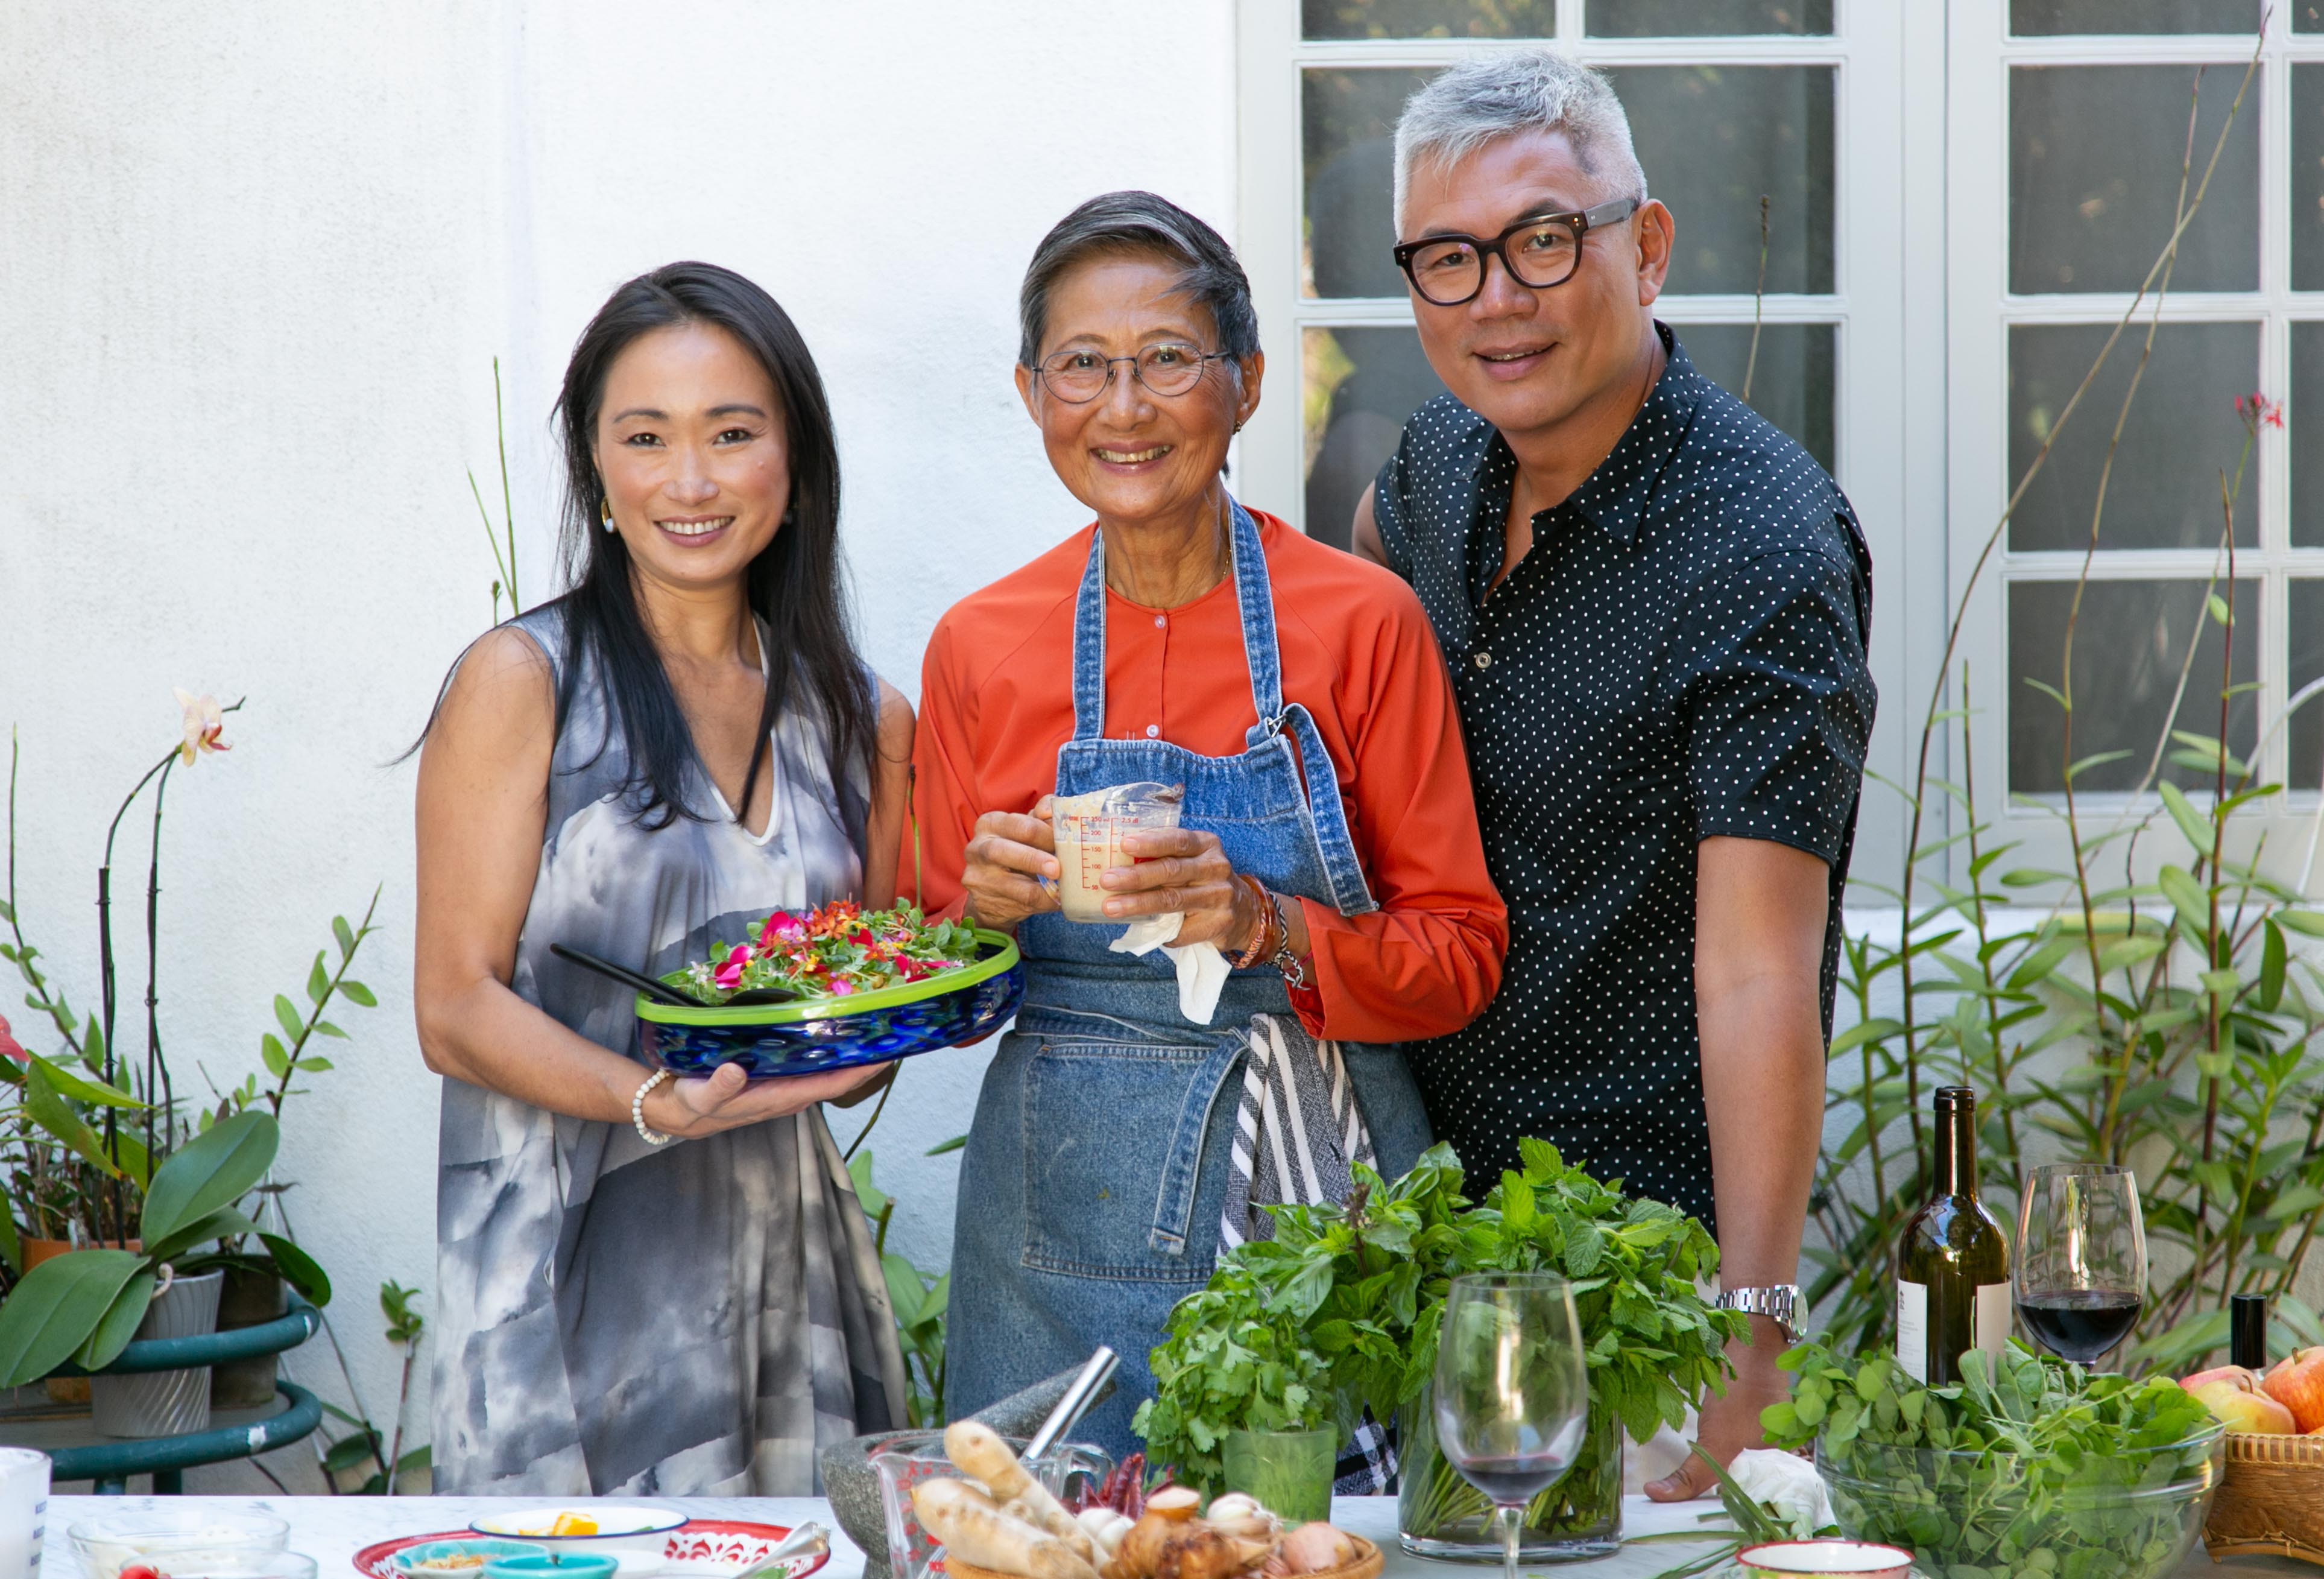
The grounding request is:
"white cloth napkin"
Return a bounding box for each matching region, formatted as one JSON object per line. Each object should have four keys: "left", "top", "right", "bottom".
{"left": 1110, "top": 911, "right": 1231, "bottom": 1024}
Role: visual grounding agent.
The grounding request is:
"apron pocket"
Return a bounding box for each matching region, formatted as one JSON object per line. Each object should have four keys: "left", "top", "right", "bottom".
{"left": 1020, "top": 1035, "right": 1241, "bottom": 1283}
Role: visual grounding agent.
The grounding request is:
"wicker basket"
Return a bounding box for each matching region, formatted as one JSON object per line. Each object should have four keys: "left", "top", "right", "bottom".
{"left": 2205, "top": 1430, "right": 2324, "bottom": 1565}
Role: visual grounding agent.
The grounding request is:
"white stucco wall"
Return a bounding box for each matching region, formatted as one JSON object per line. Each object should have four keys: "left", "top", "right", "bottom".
{"left": 0, "top": 0, "right": 1235, "bottom": 1488}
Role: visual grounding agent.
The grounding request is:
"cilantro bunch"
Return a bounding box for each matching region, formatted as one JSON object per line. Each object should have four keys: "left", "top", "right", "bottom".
{"left": 671, "top": 900, "right": 982, "bottom": 1005}
{"left": 1764, "top": 1340, "right": 2221, "bottom": 1579}
{"left": 1132, "top": 1139, "right": 1741, "bottom": 1498}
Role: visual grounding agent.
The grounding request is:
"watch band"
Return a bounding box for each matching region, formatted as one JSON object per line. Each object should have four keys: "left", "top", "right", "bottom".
{"left": 1714, "top": 1283, "right": 1802, "bottom": 1343}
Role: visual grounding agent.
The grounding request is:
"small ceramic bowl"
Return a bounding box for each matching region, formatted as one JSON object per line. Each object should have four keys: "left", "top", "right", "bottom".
{"left": 1736, "top": 1540, "right": 1916, "bottom": 1578}
{"left": 391, "top": 1541, "right": 549, "bottom": 1578}
{"left": 484, "top": 1557, "right": 618, "bottom": 1579}
{"left": 467, "top": 1508, "right": 686, "bottom": 1578}
{"left": 69, "top": 1508, "right": 294, "bottom": 1579}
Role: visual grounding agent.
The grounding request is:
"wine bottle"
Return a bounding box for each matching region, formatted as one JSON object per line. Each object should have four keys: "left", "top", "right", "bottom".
{"left": 2232, "top": 1293, "right": 2269, "bottom": 1372}
{"left": 1895, "top": 1086, "right": 2012, "bottom": 1384}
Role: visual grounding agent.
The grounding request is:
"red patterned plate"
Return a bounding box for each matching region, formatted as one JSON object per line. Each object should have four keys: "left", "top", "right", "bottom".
{"left": 353, "top": 1522, "right": 832, "bottom": 1579}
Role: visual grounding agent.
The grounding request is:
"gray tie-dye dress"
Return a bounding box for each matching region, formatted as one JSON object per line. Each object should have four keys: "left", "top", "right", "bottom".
{"left": 432, "top": 604, "right": 906, "bottom": 1496}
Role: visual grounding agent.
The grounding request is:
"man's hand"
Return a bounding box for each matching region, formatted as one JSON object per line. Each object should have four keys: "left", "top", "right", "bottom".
{"left": 1644, "top": 1315, "right": 1795, "bottom": 1499}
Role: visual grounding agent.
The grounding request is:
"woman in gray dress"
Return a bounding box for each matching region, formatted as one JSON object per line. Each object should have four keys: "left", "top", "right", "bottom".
{"left": 414, "top": 262, "right": 912, "bottom": 1495}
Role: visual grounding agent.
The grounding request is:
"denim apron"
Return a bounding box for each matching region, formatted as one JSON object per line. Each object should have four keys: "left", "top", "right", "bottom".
{"left": 945, "top": 499, "right": 1435, "bottom": 1457}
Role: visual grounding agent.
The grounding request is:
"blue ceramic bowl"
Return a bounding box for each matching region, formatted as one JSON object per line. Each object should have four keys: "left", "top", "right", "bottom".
{"left": 392, "top": 1542, "right": 548, "bottom": 1578}
{"left": 636, "top": 932, "right": 1023, "bottom": 1079}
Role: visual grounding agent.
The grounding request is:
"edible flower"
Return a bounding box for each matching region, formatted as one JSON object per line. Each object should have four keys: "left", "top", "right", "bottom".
{"left": 712, "top": 943, "right": 752, "bottom": 992}
{"left": 756, "top": 910, "right": 805, "bottom": 955}
{"left": 172, "top": 688, "right": 230, "bottom": 765}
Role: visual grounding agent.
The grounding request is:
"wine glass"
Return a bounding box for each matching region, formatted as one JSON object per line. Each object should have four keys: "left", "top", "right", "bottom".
{"left": 2015, "top": 1163, "right": 2147, "bottom": 1367}
{"left": 1433, "top": 1272, "right": 1590, "bottom": 1579}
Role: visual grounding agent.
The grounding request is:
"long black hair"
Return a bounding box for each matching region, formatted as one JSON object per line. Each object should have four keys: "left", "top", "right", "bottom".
{"left": 417, "top": 262, "right": 875, "bottom": 837}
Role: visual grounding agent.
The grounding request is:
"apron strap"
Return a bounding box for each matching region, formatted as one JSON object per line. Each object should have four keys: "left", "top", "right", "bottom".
{"left": 1148, "top": 1033, "right": 1246, "bottom": 1255}
{"left": 1217, "top": 1014, "right": 1377, "bottom": 1250}
{"left": 1069, "top": 529, "right": 1110, "bottom": 743}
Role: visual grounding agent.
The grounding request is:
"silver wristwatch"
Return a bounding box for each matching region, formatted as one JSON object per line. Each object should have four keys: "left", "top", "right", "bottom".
{"left": 1714, "top": 1284, "right": 1802, "bottom": 1343}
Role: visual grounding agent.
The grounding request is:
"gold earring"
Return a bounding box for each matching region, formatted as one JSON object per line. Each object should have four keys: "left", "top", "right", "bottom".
{"left": 600, "top": 498, "right": 615, "bottom": 534}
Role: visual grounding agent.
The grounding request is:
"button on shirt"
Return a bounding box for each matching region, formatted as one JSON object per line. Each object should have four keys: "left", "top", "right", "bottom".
{"left": 1372, "top": 326, "right": 1875, "bottom": 1234}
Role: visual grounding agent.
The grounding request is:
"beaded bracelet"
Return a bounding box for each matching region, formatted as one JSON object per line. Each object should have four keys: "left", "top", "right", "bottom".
{"left": 633, "top": 1068, "right": 674, "bottom": 1145}
{"left": 1228, "top": 875, "right": 1275, "bottom": 970}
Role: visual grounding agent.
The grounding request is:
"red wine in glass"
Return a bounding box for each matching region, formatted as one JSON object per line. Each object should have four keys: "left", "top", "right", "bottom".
{"left": 2015, "top": 1289, "right": 2143, "bottom": 1364}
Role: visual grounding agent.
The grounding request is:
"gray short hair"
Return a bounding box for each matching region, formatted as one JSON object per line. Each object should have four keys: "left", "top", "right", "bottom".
{"left": 1393, "top": 49, "right": 1647, "bottom": 232}
{"left": 1017, "top": 191, "right": 1260, "bottom": 367}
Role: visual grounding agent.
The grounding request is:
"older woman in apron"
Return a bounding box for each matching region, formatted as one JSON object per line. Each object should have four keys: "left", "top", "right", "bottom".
{"left": 909, "top": 192, "right": 1508, "bottom": 1460}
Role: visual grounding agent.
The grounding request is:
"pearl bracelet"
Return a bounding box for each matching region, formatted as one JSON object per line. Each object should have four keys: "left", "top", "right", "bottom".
{"left": 633, "top": 1068, "right": 674, "bottom": 1145}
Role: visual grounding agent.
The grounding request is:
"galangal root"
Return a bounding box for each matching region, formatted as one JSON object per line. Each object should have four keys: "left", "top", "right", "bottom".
{"left": 912, "top": 1428, "right": 1360, "bottom": 1579}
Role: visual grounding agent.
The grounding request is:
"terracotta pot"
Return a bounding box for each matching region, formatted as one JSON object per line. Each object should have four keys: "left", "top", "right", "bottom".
{"left": 21, "top": 1239, "right": 141, "bottom": 1406}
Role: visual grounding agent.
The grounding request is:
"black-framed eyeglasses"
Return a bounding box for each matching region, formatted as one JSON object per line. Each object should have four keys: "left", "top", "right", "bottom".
{"left": 1034, "top": 342, "right": 1231, "bottom": 403}
{"left": 1391, "top": 197, "right": 1642, "bottom": 307}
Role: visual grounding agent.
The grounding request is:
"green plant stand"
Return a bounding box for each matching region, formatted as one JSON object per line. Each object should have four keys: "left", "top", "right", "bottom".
{"left": 40, "top": 1299, "right": 323, "bottom": 1493}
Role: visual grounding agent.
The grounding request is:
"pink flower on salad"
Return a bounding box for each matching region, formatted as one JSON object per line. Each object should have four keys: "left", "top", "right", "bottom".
{"left": 713, "top": 943, "right": 752, "bottom": 992}
{"left": 756, "top": 911, "right": 806, "bottom": 954}
{"left": 829, "top": 979, "right": 856, "bottom": 996}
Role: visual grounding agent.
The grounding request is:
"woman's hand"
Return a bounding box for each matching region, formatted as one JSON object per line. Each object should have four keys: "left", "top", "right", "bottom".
{"left": 1107, "top": 827, "right": 1265, "bottom": 953}
{"left": 961, "top": 797, "right": 1061, "bottom": 930}
{"left": 644, "top": 1062, "right": 887, "bottom": 1141}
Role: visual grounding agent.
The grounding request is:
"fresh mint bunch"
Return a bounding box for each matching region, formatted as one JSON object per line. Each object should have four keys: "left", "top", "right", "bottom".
{"left": 1763, "top": 1338, "right": 2221, "bottom": 1579}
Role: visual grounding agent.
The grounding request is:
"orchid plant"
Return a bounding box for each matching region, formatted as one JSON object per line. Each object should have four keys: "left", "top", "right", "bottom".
{"left": 0, "top": 688, "right": 390, "bottom": 1384}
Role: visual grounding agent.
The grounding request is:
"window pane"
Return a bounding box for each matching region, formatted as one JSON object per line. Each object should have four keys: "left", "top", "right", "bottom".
{"left": 2293, "top": 67, "right": 2324, "bottom": 290}
{"left": 2007, "top": 579, "right": 2261, "bottom": 795}
{"left": 1587, "top": 0, "right": 1831, "bottom": 35}
{"left": 2293, "top": 581, "right": 2324, "bottom": 791}
{"left": 2007, "top": 322, "right": 2258, "bottom": 551}
{"left": 1670, "top": 322, "right": 1836, "bottom": 472}
{"left": 1304, "top": 67, "right": 1438, "bottom": 299}
{"left": 2012, "top": 0, "right": 2258, "bottom": 31}
{"left": 1600, "top": 66, "right": 1835, "bottom": 294}
{"left": 1301, "top": 0, "right": 1555, "bottom": 39}
{"left": 2010, "top": 65, "right": 2259, "bottom": 294}
{"left": 2291, "top": 323, "right": 2324, "bottom": 546}
{"left": 1303, "top": 326, "right": 1447, "bottom": 552}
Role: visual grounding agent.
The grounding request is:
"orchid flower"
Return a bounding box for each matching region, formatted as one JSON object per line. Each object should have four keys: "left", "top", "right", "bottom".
{"left": 172, "top": 688, "right": 231, "bottom": 765}
{"left": 712, "top": 943, "right": 752, "bottom": 993}
{"left": 0, "top": 1012, "right": 24, "bottom": 1064}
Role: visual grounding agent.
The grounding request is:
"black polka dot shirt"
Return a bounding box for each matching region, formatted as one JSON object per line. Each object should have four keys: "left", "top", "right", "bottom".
{"left": 1372, "top": 323, "right": 1876, "bottom": 1237}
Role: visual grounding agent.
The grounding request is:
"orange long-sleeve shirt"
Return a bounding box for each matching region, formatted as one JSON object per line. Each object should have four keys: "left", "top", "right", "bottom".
{"left": 908, "top": 510, "right": 1508, "bottom": 1044}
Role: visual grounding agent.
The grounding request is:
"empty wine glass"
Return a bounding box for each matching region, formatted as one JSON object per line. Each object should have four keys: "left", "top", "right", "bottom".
{"left": 2015, "top": 1163, "right": 2146, "bottom": 1367}
{"left": 1433, "top": 1272, "right": 1590, "bottom": 1579}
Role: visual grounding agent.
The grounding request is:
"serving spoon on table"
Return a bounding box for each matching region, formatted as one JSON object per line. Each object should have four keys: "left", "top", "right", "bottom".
{"left": 549, "top": 941, "right": 800, "bottom": 1007}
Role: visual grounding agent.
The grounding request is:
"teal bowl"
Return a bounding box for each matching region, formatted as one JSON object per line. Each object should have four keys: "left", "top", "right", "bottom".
{"left": 483, "top": 1557, "right": 617, "bottom": 1579}
{"left": 393, "top": 1543, "right": 548, "bottom": 1578}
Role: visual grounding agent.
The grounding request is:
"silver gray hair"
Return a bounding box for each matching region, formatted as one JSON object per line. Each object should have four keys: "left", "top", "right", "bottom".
{"left": 1392, "top": 49, "right": 1648, "bottom": 232}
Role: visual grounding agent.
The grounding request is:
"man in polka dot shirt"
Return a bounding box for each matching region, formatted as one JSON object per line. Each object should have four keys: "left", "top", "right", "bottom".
{"left": 1353, "top": 49, "right": 1876, "bottom": 1498}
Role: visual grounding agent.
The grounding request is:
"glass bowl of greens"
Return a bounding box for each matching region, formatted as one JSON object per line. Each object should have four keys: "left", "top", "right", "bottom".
{"left": 1817, "top": 1425, "right": 2223, "bottom": 1579}
{"left": 1764, "top": 1341, "right": 2224, "bottom": 1579}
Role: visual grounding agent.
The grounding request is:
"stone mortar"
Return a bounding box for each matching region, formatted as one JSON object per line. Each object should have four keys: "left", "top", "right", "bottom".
{"left": 819, "top": 1366, "right": 1119, "bottom": 1579}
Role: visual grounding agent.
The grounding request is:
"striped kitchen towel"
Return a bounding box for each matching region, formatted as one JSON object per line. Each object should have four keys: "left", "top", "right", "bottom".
{"left": 1218, "top": 1013, "right": 1376, "bottom": 1249}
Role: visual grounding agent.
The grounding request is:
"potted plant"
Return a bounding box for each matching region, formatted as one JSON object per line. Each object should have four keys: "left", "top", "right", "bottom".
{"left": 0, "top": 700, "right": 356, "bottom": 1432}
{"left": 1135, "top": 1141, "right": 1742, "bottom": 1557}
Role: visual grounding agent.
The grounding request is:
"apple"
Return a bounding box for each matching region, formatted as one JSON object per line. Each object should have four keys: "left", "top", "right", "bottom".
{"left": 2263, "top": 1347, "right": 2324, "bottom": 1433}
{"left": 2190, "top": 1378, "right": 2298, "bottom": 1434}
{"left": 2182, "top": 1364, "right": 2261, "bottom": 1393}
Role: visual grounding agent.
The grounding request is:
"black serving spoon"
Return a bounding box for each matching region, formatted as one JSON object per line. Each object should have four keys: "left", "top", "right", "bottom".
{"left": 549, "top": 941, "right": 801, "bottom": 1008}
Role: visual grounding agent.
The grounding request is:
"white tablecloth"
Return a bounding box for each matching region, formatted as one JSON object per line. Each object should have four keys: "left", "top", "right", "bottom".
{"left": 33, "top": 1493, "right": 2311, "bottom": 1579}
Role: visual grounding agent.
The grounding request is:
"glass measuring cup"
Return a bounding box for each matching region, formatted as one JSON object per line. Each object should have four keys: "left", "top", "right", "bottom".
{"left": 1044, "top": 782, "right": 1184, "bottom": 924}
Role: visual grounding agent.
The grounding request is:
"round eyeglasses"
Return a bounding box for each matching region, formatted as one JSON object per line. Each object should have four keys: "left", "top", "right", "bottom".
{"left": 1392, "top": 197, "right": 1641, "bottom": 308}
{"left": 1035, "top": 343, "right": 1231, "bottom": 403}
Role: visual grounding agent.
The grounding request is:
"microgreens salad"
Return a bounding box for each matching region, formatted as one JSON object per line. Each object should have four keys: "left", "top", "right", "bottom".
{"left": 669, "top": 900, "right": 983, "bottom": 1006}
